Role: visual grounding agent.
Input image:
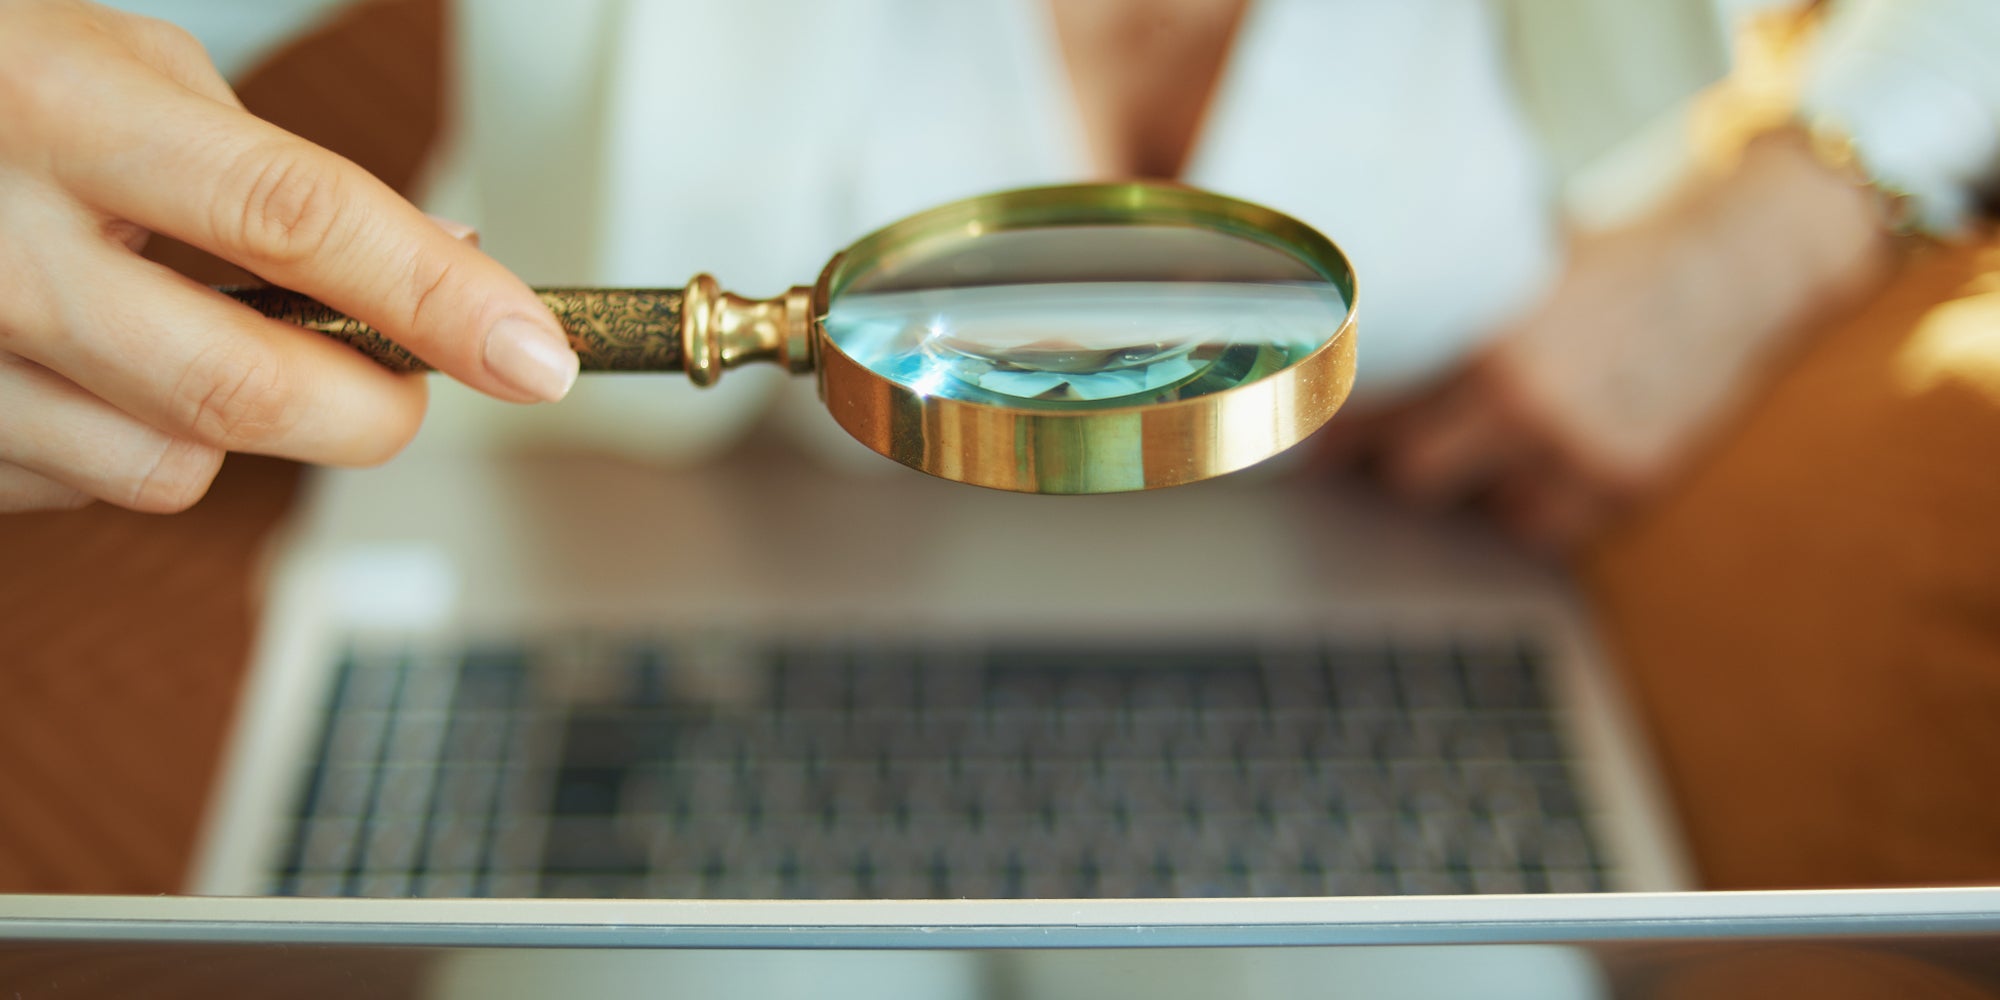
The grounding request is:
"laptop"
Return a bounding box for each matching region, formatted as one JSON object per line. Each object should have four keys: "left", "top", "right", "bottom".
{"left": 11, "top": 426, "right": 2000, "bottom": 999}
{"left": 183, "top": 425, "right": 1691, "bottom": 901}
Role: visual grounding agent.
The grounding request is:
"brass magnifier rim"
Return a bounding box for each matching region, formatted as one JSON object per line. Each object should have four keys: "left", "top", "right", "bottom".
{"left": 809, "top": 182, "right": 1359, "bottom": 495}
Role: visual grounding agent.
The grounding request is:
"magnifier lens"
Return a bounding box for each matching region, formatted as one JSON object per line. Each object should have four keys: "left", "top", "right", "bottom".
{"left": 824, "top": 224, "right": 1349, "bottom": 409}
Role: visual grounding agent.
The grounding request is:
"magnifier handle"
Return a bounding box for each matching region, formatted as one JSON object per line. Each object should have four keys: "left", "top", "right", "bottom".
{"left": 220, "top": 286, "right": 686, "bottom": 373}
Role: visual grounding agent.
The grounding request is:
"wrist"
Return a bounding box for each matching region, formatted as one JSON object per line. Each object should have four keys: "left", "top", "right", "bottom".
{"left": 1691, "top": 127, "right": 1898, "bottom": 323}
{"left": 1798, "top": 119, "right": 1924, "bottom": 240}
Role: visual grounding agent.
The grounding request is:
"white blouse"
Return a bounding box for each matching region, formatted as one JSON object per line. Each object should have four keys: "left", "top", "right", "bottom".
{"left": 105, "top": 0, "right": 2000, "bottom": 463}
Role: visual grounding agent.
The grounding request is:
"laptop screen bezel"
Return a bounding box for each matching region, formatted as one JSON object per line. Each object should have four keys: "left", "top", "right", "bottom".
{"left": 4, "top": 890, "right": 1999, "bottom": 949}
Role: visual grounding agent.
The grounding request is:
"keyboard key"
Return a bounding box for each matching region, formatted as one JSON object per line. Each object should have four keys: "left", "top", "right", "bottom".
{"left": 301, "top": 816, "right": 362, "bottom": 870}
{"left": 416, "top": 870, "right": 478, "bottom": 898}
{"left": 292, "top": 872, "right": 349, "bottom": 897}
{"left": 423, "top": 814, "right": 489, "bottom": 871}
{"left": 551, "top": 765, "right": 625, "bottom": 815}
{"left": 454, "top": 647, "right": 527, "bottom": 709}
{"left": 308, "top": 764, "right": 377, "bottom": 817}
{"left": 439, "top": 713, "right": 510, "bottom": 762}
{"left": 355, "top": 871, "right": 411, "bottom": 898}
{"left": 374, "top": 765, "right": 436, "bottom": 818}
{"left": 362, "top": 816, "right": 425, "bottom": 872}
{"left": 431, "top": 764, "right": 502, "bottom": 816}
{"left": 336, "top": 656, "right": 404, "bottom": 711}
{"left": 1540, "top": 868, "right": 1603, "bottom": 893}
{"left": 324, "top": 712, "right": 391, "bottom": 765}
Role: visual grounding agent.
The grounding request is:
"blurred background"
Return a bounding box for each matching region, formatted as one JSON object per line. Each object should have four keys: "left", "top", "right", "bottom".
{"left": 0, "top": 0, "right": 1997, "bottom": 903}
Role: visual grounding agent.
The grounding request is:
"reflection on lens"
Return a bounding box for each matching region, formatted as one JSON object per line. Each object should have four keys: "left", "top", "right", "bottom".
{"left": 825, "top": 225, "right": 1349, "bottom": 410}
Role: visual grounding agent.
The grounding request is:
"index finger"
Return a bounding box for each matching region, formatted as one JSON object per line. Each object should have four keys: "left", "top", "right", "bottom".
{"left": 55, "top": 65, "right": 577, "bottom": 403}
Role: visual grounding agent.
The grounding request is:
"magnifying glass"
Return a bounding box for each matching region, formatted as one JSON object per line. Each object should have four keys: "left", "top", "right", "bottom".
{"left": 227, "top": 182, "right": 1357, "bottom": 494}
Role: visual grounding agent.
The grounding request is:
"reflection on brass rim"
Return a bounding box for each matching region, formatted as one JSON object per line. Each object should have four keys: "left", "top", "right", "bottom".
{"left": 811, "top": 182, "right": 1359, "bottom": 494}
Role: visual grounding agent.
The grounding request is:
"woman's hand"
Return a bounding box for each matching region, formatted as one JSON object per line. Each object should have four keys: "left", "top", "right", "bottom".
{"left": 1327, "top": 129, "right": 1898, "bottom": 549}
{"left": 0, "top": 0, "right": 577, "bottom": 514}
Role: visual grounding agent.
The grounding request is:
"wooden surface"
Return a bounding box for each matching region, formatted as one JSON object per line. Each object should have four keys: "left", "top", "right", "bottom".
{"left": 2, "top": 0, "right": 1998, "bottom": 896}
{"left": 0, "top": 457, "right": 301, "bottom": 893}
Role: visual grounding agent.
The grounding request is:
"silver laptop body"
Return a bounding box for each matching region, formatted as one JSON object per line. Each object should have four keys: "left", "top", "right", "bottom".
{"left": 188, "top": 439, "right": 1688, "bottom": 900}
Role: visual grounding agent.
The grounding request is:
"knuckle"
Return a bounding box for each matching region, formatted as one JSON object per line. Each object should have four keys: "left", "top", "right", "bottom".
{"left": 0, "top": 254, "right": 64, "bottom": 354}
{"left": 138, "top": 17, "right": 206, "bottom": 61}
{"left": 128, "top": 437, "right": 223, "bottom": 513}
{"left": 174, "top": 343, "right": 297, "bottom": 449}
{"left": 401, "top": 252, "right": 461, "bottom": 332}
{"left": 219, "top": 144, "right": 349, "bottom": 266}
{"left": 0, "top": 16, "right": 97, "bottom": 135}
{"left": 342, "top": 377, "right": 427, "bottom": 468}
{"left": 0, "top": 314, "right": 26, "bottom": 354}
{"left": 123, "top": 15, "right": 227, "bottom": 95}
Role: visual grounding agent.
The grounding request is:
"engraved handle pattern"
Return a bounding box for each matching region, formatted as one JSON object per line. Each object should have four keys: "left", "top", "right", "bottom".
{"left": 220, "top": 286, "right": 686, "bottom": 373}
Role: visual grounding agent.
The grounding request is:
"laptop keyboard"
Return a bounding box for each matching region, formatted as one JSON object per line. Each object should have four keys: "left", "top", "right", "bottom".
{"left": 270, "top": 634, "right": 1609, "bottom": 899}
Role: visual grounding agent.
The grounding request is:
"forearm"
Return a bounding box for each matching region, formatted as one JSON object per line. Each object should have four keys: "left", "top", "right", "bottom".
{"left": 1444, "top": 126, "right": 1901, "bottom": 493}
{"left": 1669, "top": 128, "right": 1899, "bottom": 380}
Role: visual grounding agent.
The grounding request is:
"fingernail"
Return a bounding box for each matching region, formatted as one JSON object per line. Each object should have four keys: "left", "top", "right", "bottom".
{"left": 427, "top": 213, "right": 480, "bottom": 247}
{"left": 484, "top": 315, "right": 578, "bottom": 402}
